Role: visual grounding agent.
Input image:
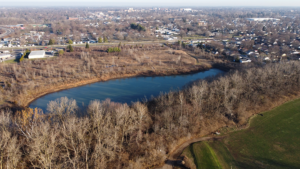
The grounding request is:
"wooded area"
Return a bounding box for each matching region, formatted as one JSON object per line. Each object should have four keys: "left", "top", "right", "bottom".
{"left": 1, "top": 61, "right": 300, "bottom": 168}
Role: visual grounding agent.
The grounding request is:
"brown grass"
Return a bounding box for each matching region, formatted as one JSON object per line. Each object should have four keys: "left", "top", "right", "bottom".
{"left": 0, "top": 45, "right": 212, "bottom": 108}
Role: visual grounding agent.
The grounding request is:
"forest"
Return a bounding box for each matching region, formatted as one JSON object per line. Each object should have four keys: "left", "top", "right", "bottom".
{"left": 1, "top": 60, "right": 300, "bottom": 168}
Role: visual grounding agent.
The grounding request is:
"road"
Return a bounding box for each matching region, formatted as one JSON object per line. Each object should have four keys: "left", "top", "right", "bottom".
{"left": 0, "top": 27, "right": 14, "bottom": 39}
{"left": 0, "top": 40, "right": 172, "bottom": 51}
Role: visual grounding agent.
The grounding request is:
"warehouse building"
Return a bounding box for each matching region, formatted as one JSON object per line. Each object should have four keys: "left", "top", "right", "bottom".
{"left": 28, "top": 50, "right": 45, "bottom": 59}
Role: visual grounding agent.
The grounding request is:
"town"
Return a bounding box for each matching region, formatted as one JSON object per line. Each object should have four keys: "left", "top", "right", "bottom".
{"left": 1, "top": 7, "right": 300, "bottom": 64}
{"left": 1, "top": 5, "right": 300, "bottom": 169}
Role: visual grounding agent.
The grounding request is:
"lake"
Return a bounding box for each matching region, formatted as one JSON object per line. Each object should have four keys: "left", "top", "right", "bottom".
{"left": 29, "top": 69, "right": 224, "bottom": 112}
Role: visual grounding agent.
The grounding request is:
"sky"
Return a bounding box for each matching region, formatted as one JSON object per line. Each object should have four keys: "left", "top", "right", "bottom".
{"left": 0, "top": 0, "right": 300, "bottom": 7}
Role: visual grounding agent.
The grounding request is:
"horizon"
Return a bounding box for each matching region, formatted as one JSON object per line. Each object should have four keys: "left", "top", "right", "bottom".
{"left": 1, "top": 0, "right": 300, "bottom": 7}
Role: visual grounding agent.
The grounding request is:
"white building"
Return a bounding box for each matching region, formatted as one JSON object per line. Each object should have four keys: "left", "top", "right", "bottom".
{"left": 246, "top": 18, "right": 280, "bottom": 22}
{"left": 1, "top": 50, "right": 10, "bottom": 54}
{"left": 0, "top": 54, "right": 11, "bottom": 60}
{"left": 28, "top": 50, "right": 45, "bottom": 59}
{"left": 180, "top": 8, "right": 192, "bottom": 12}
{"left": 128, "top": 8, "right": 134, "bottom": 12}
{"left": 240, "top": 58, "right": 252, "bottom": 63}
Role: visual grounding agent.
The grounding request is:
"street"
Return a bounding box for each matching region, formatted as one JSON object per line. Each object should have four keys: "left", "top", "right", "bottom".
{"left": 0, "top": 27, "right": 14, "bottom": 38}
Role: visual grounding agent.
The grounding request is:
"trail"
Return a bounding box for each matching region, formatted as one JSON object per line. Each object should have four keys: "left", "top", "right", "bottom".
{"left": 155, "top": 113, "right": 265, "bottom": 169}
{"left": 155, "top": 136, "right": 225, "bottom": 169}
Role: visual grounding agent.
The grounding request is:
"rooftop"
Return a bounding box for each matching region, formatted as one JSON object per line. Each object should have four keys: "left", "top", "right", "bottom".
{"left": 30, "top": 50, "right": 45, "bottom": 56}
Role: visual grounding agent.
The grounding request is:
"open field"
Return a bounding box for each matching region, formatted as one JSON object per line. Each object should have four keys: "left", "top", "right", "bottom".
{"left": 3, "top": 59, "right": 18, "bottom": 64}
{"left": 182, "top": 98, "right": 300, "bottom": 169}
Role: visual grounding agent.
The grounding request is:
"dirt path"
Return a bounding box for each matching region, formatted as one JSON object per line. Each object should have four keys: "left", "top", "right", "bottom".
{"left": 155, "top": 136, "right": 225, "bottom": 169}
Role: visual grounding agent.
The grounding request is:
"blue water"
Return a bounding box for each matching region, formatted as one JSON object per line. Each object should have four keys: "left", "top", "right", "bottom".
{"left": 29, "top": 69, "right": 224, "bottom": 112}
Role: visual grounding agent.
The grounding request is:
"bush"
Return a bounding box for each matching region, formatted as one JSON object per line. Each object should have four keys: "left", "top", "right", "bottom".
{"left": 58, "top": 50, "right": 64, "bottom": 56}
{"left": 107, "top": 47, "right": 121, "bottom": 53}
{"left": 130, "top": 23, "right": 146, "bottom": 31}
{"left": 67, "top": 45, "right": 74, "bottom": 52}
{"left": 98, "top": 37, "right": 103, "bottom": 43}
{"left": 19, "top": 50, "right": 29, "bottom": 62}
{"left": 19, "top": 53, "right": 25, "bottom": 62}
{"left": 104, "top": 37, "right": 108, "bottom": 43}
{"left": 48, "top": 39, "right": 54, "bottom": 45}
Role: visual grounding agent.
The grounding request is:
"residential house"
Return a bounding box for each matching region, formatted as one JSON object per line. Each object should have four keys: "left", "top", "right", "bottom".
{"left": 240, "top": 58, "right": 252, "bottom": 63}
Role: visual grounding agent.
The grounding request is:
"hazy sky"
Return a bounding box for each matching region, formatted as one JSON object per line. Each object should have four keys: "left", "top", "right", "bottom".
{"left": 1, "top": 0, "right": 300, "bottom": 7}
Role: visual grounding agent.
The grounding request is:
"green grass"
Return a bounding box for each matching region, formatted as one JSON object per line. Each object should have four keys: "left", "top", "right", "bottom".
{"left": 3, "top": 59, "right": 18, "bottom": 64}
{"left": 222, "top": 98, "right": 300, "bottom": 169}
{"left": 183, "top": 98, "right": 300, "bottom": 169}
{"left": 182, "top": 141, "right": 222, "bottom": 169}
{"left": 207, "top": 140, "right": 236, "bottom": 169}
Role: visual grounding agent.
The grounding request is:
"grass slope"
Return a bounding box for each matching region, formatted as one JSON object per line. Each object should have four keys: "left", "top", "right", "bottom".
{"left": 182, "top": 141, "right": 222, "bottom": 169}
{"left": 183, "top": 98, "right": 300, "bottom": 169}
{"left": 222, "top": 98, "right": 300, "bottom": 169}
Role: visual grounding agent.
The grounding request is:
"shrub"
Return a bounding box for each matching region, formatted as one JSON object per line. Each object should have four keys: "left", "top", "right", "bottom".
{"left": 67, "top": 45, "right": 74, "bottom": 52}
{"left": 58, "top": 50, "right": 64, "bottom": 56}
{"left": 130, "top": 23, "right": 146, "bottom": 31}
{"left": 98, "top": 37, "right": 103, "bottom": 43}
{"left": 107, "top": 47, "right": 121, "bottom": 53}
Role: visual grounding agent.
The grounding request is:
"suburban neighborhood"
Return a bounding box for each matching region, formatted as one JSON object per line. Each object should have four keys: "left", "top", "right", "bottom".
{"left": 1, "top": 4, "right": 300, "bottom": 169}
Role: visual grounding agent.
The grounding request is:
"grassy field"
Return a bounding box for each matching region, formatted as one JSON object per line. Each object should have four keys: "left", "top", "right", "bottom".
{"left": 182, "top": 98, "right": 300, "bottom": 169}
{"left": 183, "top": 141, "right": 223, "bottom": 169}
{"left": 3, "top": 59, "right": 18, "bottom": 63}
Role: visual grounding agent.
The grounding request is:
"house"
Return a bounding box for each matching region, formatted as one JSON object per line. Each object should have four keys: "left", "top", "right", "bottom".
{"left": 240, "top": 58, "right": 251, "bottom": 63}
{"left": 28, "top": 50, "right": 45, "bottom": 59}
{"left": 1, "top": 50, "right": 10, "bottom": 54}
{"left": 247, "top": 51, "right": 254, "bottom": 55}
{"left": 180, "top": 8, "right": 192, "bottom": 12}
{"left": 68, "top": 17, "right": 79, "bottom": 21}
{"left": 198, "top": 21, "right": 207, "bottom": 26}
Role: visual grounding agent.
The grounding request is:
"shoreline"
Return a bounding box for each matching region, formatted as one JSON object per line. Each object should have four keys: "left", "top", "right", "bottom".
{"left": 24, "top": 66, "right": 217, "bottom": 108}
